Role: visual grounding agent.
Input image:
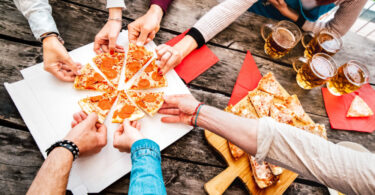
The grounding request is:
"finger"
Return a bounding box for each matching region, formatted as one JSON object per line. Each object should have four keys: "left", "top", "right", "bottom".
{"left": 122, "top": 119, "right": 131, "bottom": 129}
{"left": 85, "top": 113, "right": 99, "bottom": 128}
{"left": 159, "top": 51, "right": 172, "bottom": 68}
{"left": 94, "top": 39, "right": 102, "bottom": 54}
{"left": 114, "top": 124, "right": 124, "bottom": 136}
{"left": 62, "top": 56, "right": 80, "bottom": 75}
{"left": 109, "top": 31, "right": 119, "bottom": 53}
{"left": 156, "top": 45, "right": 169, "bottom": 58}
{"left": 158, "top": 108, "right": 180, "bottom": 115}
{"left": 79, "top": 111, "right": 87, "bottom": 120}
{"left": 73, "top": 112, "right": 83, "bottom": 123}
{"left": 160, "top": 102, "right": 178, "bottom": 109}
{"left": 161, "top": 116, "right": 181, "bottom": 123}
{"left": 97, "top": 125, "right": 107, "bottom": 146}
{"left": 161, "top": 53, "right": 179, "bottom": 75}
{"left": 135, "top": 122, "right": 141, "bottom": 130}
{"left": 101, "top": 45, "right": 109, "bottom": 53}
{"left": 127, "top": 23, "right": 139, "bottom": 44}
{"left": 136, "top": 29, "right": 149, "bottom": 46}
{"left": 145, "top": 30, "right": 156, "bottom": 45}
{"left": 116, "top": 44, "right": 125, "bottom": 53}
{"left": 71, "top": 121, "right": 77, "bottom": 128}
{"left": 163, "top": 95, "right": 184, "bottom": 107}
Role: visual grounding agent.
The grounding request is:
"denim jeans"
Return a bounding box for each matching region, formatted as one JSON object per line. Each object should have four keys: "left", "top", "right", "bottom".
{"left": 129, "top": 139, "right": 167, "bottom": 195}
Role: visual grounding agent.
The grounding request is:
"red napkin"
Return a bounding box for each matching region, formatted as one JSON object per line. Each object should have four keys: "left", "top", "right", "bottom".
{"left": 322, "top": 84, "right": 375, "bottom": 133}
{"left": 228, "top": 51, "right": 262, "bottom": 106}
{"left": 165, "top": 30, "right": 219, "bottom": 83}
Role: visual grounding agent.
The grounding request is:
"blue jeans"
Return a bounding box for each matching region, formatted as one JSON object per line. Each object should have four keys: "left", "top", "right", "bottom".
{"left": 129, "top": 139, "right": 167, "bottom": 195}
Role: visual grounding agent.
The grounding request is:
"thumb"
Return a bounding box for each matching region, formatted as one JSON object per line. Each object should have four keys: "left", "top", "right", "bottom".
{"left": 63, "top": 56, "right": 80, "bottom": 75}
{"left": 84, "top": 113, "right": 99, "bottom": 128}
{"left": 136, "top": 29, "right": 148, "bottom": 46}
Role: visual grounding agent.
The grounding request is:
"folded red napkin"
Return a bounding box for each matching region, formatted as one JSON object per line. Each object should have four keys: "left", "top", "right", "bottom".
{"left": 165, "top": 30, "right": 219, "bottom": 83}
{"left": 322, "top": 84, "right": 375, "bottom": 133}
{"left": 228, "top": 51, "right": 262, "bottom": 106}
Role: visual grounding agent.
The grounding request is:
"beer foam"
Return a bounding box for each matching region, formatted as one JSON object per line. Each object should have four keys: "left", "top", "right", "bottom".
{"left": 318, "top": 32, "right": 341, "bottom": 53}
{"left": 311, "top": 57, "right": 336, "bottom": 79}
{"left": 273, "top": 27, "right": 295, "bottom": 49}
{"left": 344, "top": 63, "right": 366, "bottom": 85}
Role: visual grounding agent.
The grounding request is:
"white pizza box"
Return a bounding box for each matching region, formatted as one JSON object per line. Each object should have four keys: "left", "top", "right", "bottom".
{"left": 4, "top": 30, "right": 193, "bottom": 194}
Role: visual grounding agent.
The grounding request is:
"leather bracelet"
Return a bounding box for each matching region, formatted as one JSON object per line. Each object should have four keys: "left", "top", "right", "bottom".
{"left": 40, "top": 32, "right": 64, "bottom": 44}
{"left": 107, "top": 17, "right": 122, "bottom": 22}
{"left": 46, "top": 140, "right": 79, "bottom": 160}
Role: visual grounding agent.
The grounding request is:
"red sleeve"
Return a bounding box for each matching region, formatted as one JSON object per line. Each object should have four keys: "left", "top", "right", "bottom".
{"left": 150, "top": 0, "right": 173, "bottom": 13}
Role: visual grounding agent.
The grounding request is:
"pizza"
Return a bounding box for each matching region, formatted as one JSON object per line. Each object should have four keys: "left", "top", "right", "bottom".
{"left": 74, "top": 63, "right": 114, "bottom": 92}
{"left": 228, "top": 142, "right": 245, "bottom": 160}
{"left": 285, "top": 95, "right": 314, "bottom": 125}
{"left": 268, "top": 163, "right": 284, "bottom": 176}
{"left": 257, "top": 72, "right": 289, "bottom": 100}
{"left": 249, "top": 155, "right": 277, "bottom": 189}
{"left": 347, "top": 95, "right": 374, "bottom": 117}
{"left": 297, "top": 123, "right": 327, "bottom": 139}
{"left": 93, "top": 52, "right": 125, "bottom": 86}
{"left": 78, "top": 92, "right": 118, "bottom": 123}
{"left": 130, "top": 59, "right": 167, "bottom": 90}
{"left": 270, "top": 102, "right": 295, "bottom": 125}
{"left": 127, "top": 91, "right": 164, "bottom": 116}
{"left": 124, "top": 43, "right": 154, "bottom": 82}
{"left": 112, "top": 91, "right": 145, "bottom": 123}
{"left": 248, "top": 90, "right": 274, "bottom": 118}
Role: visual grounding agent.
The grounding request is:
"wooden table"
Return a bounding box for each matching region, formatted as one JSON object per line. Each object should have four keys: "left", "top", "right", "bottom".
{"left": 1, "top": 0, "right": 374, "bottom": 194}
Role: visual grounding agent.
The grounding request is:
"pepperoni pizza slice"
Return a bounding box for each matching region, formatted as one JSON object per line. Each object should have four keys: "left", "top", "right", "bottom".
{"left": 130, "top": 59, "right": 167, "bottom": 90}
{"left": 78, "top": 92, "right": 118, "bottom": 123}
{"left": 248, "top": 90, "right": 274, "bottom": 118}
{"left": 74, "top": 63, "right": 114, "bottom": 92}
{"left": 124, "top": 43, "right": 153, "bottom": 82}
{"left": 127, "top": 91, "right": 164, "bottom": 117}
{"left": 112, "top": 91, "right": 145, "bottom": 123}
{"left": 93, "top": 52, "right": 125, "bottom": 87}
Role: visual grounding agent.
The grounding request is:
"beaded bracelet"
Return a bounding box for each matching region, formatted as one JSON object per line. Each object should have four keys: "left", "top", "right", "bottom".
{"left": 194, "top": 104, "right": 204, "bottom": 127}
{"left": 46, "top": 140, "right": 79, "bottom": 160}
{"left": 190, "top": 102, "right": 204, "bottom": 126}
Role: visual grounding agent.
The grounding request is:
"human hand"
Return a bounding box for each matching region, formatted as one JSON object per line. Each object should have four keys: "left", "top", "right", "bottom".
{"left": 158, "top": 94, "right": 200, "bottom": 125}
{"left": 268, "top": 0, "right": 289, "bottom": 15}
{"left": 155, "top": 44, "right": 183, "bottom": 75}
{"left": 128, "top": 4, "right": 163, "bottom": 46}
{"left": 94, "top": 8, "right": 125, "bottom": 54}
{"left": 66, "top": 111, "right": 107, "bottom": 156}
{"left": 42, "top": 36, "right": 81, "bottom": 82}
{"left": 113, "top": 119, "right": 144, "bottom": 153}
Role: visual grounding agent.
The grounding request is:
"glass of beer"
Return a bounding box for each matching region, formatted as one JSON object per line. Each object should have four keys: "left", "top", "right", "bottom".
{"left": 293, "top": 53, "right": 337, "bottom": 89}
{"left": 327, "top": 60, "right": 370, "bottom": 96}
{"left": 261, "top": 20, "right": 302, "bottom": 59}
{"left": 302, "top": 29, "right": 343, "bottom": 59}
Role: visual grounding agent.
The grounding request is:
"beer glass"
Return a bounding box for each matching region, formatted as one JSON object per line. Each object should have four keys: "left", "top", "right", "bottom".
{"left": 293, "top": 53, "right": 337, "bottom": 89}
{"left": 302, "top": 29, "right": 343, "bottom": 59}
{"left": 261, "top": 20, "right": 302, "bottom": 59}
{"left": 327, "top": 60, "right": 370, "bottom": 96}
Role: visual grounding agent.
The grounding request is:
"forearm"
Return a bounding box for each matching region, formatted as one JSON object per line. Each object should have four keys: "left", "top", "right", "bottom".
{"left": 173, "top": 35, "right": 198, "bottom": 59}
{"left": 279, "top": 7, "right": 299, "bottom": 22}
{"left": 197, "top": 105, "right": 258, "bottom": 155}
{"left": 257, "top": 117, "right": 375, "bottom": 194}
{"left": 27, "top": 148, "right": 73, "bottom": 195}
{"left": 129, "top": 139, "right": 166, "bottom": 195}
{"left": 109, "top": 7, "right": 122, "bottom": 19}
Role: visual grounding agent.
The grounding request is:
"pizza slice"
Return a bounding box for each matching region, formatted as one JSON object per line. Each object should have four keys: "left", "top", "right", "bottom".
{"left": 270, "top": 102, "right": 295, "bottom": 125}
{"left": 258, "top": 72, "right": 289, "bottom": 100}
{"left": 130, "top": 59, "right": 167, "bottom": 90}
{"left": 249, "top": 155, "right": 278, "bottom": 189}
{"left": 93, "top": 52, "right": 125, "bottom": 87}
{"left": 78, "top": 92, "right": 118, "bottom": 123}
{"left": 297, "top": 123, "right": 327, "bottom": 139}
{"left": 124, "top": 43, "right": 154, "bottom": 82}
{"left": 268, "top": 163, "right": 284, "bottom": 176}
{"left": 286, "top": 95, "right": 314, "bottom": 125}
{"left": 112, "top": 91, "right": 145, "bottom": 123}
{"left": 347, "top": 95, "right": 374, "bottom": 117}
{"left": 74, "top": 63, "right": 114, "bottom": 92}
{"left": 248, "top": 90, "right": 274, "bottom": 118}
{"left": 127, "top": 91, "right": 164, "bottom": 116}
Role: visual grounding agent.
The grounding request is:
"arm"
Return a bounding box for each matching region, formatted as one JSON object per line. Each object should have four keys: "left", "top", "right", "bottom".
{"left": 159, "top": 94, "right": 375, "bottom": 194}
{"left": 151, "top": 0, "right": 173, "bottom": 13}
{"left": 13, "top": 0, "right": 59, "bottom": 40}
{"left": 301, "top": 0, "right": 367, "bottom": 36}
{"left": 27, "top": 112, "right": 107, "bottom": 194}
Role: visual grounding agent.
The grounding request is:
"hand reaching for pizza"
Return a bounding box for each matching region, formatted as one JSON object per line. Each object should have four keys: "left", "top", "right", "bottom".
{"left": 66, "top": 111, "right": 107, "bottom": 156}
{"left": 158, "top": 94, "right": 200, "bottom": 125}
{"left": 155, "top": 44, "right": 183, "bottom": 75}
{"left": 113, "top": 119, "right": 145, "bottom": 153}
{"left": 128, "top": 4, "right": 163, "bottom": 46}
{"left": 43, "top": 36, "right": 82, "bottom": 82}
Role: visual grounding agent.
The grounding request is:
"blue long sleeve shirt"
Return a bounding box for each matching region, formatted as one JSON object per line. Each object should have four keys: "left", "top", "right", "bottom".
{"left": 129, "top": 139, "right": 167, "bottom": 195}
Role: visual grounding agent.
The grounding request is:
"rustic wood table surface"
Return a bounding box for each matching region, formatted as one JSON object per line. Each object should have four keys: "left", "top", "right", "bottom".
{"left": 1, "top": 0, "right": 374, "bottom": 194}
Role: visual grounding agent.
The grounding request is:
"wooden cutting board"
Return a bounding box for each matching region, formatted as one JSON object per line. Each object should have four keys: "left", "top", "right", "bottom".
{"left": 204, "top": 130, "right": 298, "bottom": 195}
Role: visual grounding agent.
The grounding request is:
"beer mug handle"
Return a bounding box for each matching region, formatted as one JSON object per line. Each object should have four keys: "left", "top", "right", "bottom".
{"left": 261, "top": 24, "right": 274, "bottom": 41}
{"left": 292, "top": 57, "right": 307, "bottom": 72}
{"left": 301, "top": 32, "right": 314, "bottom": 48}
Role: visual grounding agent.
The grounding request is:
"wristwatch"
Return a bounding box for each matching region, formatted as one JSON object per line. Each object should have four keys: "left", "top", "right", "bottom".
{"left": 40, "top": 32, "right": 65, "bottom": 44}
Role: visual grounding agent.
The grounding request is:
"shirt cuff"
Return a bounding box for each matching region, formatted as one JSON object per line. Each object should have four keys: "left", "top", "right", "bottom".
{"left": 255, "top": 117, "right": 276, "bottom": 162}
{"left": 131, "top": 139, "right": 161, "bottom": 161}
{"left": 27, "top": 11, "right": 59, "bottom": 41}
{"left": 150, "top": 0, "right": 173, "bottom": 13}
{"left": 106, "top": 0, "right": 126, "bottom": 9}
{"left": 186, "top": 27, "right": 206, "bottom": 48}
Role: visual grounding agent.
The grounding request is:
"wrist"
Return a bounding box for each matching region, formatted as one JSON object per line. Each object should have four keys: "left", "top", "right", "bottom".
{"left": 42, "top": 36, "right": 59, "bottom": 46}
{"left": 174, "top": 36, "right": 197, "bottom": 59}
{"left": 109, "top": 7, "right": 122, "bottom": 18}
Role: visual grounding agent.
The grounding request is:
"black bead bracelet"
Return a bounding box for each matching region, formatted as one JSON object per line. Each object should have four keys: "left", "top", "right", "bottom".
{"left": 46, "top": 140, "right": 80, "bottom": 160}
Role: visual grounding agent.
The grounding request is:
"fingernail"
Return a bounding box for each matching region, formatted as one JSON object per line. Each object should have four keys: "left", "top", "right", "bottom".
{"left": 158, "top": 70, "right": 163, "bottom": 75}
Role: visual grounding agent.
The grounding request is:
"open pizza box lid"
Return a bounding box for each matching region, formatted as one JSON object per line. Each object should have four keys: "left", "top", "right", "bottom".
{"left": 4, "top": 30, "right": 193, "bottom": 194}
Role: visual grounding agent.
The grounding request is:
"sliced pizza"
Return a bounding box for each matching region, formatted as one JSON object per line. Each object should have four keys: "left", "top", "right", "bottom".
{"left": 258, "top": 72, "right": 289, "bottom": 100}
{"left": 78, "top": 92, "right": 118, "bottom": 123}
{"left": 124, "top": 43, "right": 154, "bottom": 82}
{"left": 127, "top": 91, "right": 164, "bottom": 116}
{"left": 248, "top": 90, "right": 274, "bottom": 118}
{"left": 297, "top": 123, "right": 327, "bottom": 139}
{"left": 347, "top": 95, "right": 374, "bottom": 117}
{"left": 74, "top": 63, "right": 114, "bottom": 92}
{"left": 249, "top": 155, "right": 277, "bottom": 189}
{"left": 270, "top": 102, "right": 295, "bottom": 125}
{"left": 112, "top": 91, "right": 145, "bottom": 123}
{"left": 286, "top": 95, "right": 314, "bottom": 125}
{"left": 268, "top": 163, "right": 284, "bottom": 176}
{"left": 228, "top": 142, "right": 245, "bottom": 160}
{"left": 130, "top": 59, "right": 167, "bottom": 90}
{"left": 93, "top": 52, "right": 125, "bottom": 87}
